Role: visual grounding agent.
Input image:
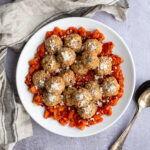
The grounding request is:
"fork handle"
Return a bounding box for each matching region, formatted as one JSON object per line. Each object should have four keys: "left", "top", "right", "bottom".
{"left": 109, "top": 108, "right": 142, "bottom": 150}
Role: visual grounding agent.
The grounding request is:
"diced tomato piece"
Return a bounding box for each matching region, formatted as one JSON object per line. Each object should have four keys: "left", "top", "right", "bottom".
{"left": 69, "top": 121, "right": 75, "bottom": 127}
{"left": 29, "top": 86, "right": 38, "bottom": 94}
{"left": 96, "top": 117, "right": 103, "bottom": 123}
{"left": 25, "top": 74, "right": 32, "bottom": 86}
{"left": 111, "top": 54, "right": 124, "bottom": 65}
{"left": 45, "top": 31, "right": 53, "bottom": 39}
{"left": 29, "top": 58, "right": 39, "bottom": 66}
{"left": 101, "top": 42, "right": 114, "bottom": 55}
{"left": 103, "top": 105, "right": 112, "bottom": 116}
{"left": 38, "top": 43, "right": 45, "bottom": 58}
{"left": 44, "top": 110, "right": 50, "bottom": 119}
{"left": 59, "top": 118, "right": 69, "bottom": 126}
{"left": 29, "top": 67, "right": 35, "bottom": 74}
{"left": 77, "top": 119, "right": 87, "bottom": 130}
{"left": 68, "top": 109, "right": 75, "bottom": 120}
{"left": 66, "top": 27, "right": 77, "bottom": 35}
{"left": 93, "top": 114, "right": 101, "bottom": 121}
{"left": 32, "top": 95, "right": 42, "bottom": 105}
{"left": 58, "top": 105, "right": 65, "bottom": 111}
{"left": 110, "top": 97, "right": 119, "bottom": 106}
{"left": 91, "top": 29, "right": 105, "bottom": 41}
{"left": 78, "top": 27, "right": 87, "bottom": 37}
{"left": 86, "top": 31, "right": 92, "bottom": 38}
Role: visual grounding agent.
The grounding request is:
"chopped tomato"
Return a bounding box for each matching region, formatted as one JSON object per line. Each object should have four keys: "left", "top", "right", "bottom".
{"left": 29, "top": 86, "right": 38, "bottom": 94}
{"left": 37, "top": 43, "right": 45, "bottom": 58}
{"left": 100, "top": 42, "right": 114, "bottom": 56}
{"left": 45, "top": 31, "right": 53, "bottom": 39}
{"left": 111, "top": 54, "right": 124, "bottom": 65}
{"left": 91, "top": 29, "right": 105, "bottom": 41}
{"left": 25, "top": 26, "right": 124, "bottom": 130}
{"left": 44, "top": 110, "right": 51, "bottom": 119}
{"left": 103, "top": 105, "right": 112, "bottom": 116}
{"left": 29, "top": 57, "right": 39, "bottom": 66}
{"left": 25, "top": 74, "right": 32, "bottom": 86}
{"left": 32, "top": 95, "right": 42, "bottom": 105}
{"left": 68, "top": 109, "right": 75, "bottom": 120}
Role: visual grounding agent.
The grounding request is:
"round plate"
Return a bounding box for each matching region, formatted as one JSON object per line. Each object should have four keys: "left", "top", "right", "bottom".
{"left": 16, "top": 17, "right": 136, "bottom": 137}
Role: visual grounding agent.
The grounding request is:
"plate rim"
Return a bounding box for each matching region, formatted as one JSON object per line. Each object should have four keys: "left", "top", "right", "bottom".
{"left": 16, "top": 17, "right": 136, "bottom": 137}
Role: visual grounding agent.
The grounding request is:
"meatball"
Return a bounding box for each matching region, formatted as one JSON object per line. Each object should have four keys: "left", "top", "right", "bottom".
{"left": 32, "top": 70, "right": 49, "bottom": 88}
{"left": 45, "top": 35, "right": 63, "bottom": 54}
{"left": 83, "top": 39, "right": 102, "bottom": 55}
{"left": 102, "top": 77, "right": 120, "bottom": 97}
{"left": 64, "top": 34, "right": 82, "bottom": 52}
{"left": 71, "top": 59, "right": 88, "bottom": 75}
{"left": 45, "top": 76, "right": 65, "bottom": 95}
{"left": 96, "top": 56, "right": 112, "bottom": 76}
{"left": 41, "top": 55, "right": 60, "bottom": 73}
{"left": 73, "top": 88, "right": 92, "bottom": 108}
{"left": 43, "top": 92, "right": 60, "bottom": 106}
{"left": 85, "top": 81, "right": 102, "bottom": 101}
{"left": 81, "top": 51, "right": 99, "bottom": 70}
{"left": 60, "top": 70, "right": 75, "bottom": 86}
{"left": 78, "top": 102, "right": 97, "bottom": 119}
{"left": 63, "top": 87, "right": 77, "bottom": 106}
{"left": 57, "top": 47, "right": 76, "bottom": 67}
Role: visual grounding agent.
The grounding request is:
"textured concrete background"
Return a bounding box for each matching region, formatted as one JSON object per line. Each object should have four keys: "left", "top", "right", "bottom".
{"left": 1, "top": 0, "right": 150, "bottom": 149}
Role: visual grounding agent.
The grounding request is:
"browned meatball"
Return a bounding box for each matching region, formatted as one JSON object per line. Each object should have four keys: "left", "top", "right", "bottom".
{"left": 45, "top": 35, "right": 63, "bottom": 54}
{"left": 45, "top": 76, "right": 65, "bottom": 95}
{"left": 71, "top": 59, "right": 88, "bottom": 75}
{"left": 73, "top": 88, "right": 92, "bottom": 108}
{"left": 57, "top": 47, "right": 76, "bottom": 67}
{"left": 41, "top": 55, "right": 60, "bottom": 73}
{"left": 64, "top": 34, "right": 82, "bottom": 52}
{"left": 78, "top": 102, "right": 97, "bottom": 119}
{"left": 60, "top": 70, "right": 75, "bottom": 86}
{"left": 81, "top": 51, "right": 99, "bottom": 70}
{"left": 102, "top": 77, "right": 120, "bottom": 97}
{"left": 85, "top": 81, "right": 102, "bottom": 101}
{"left": 63, "top": 87, "right": 77, "bottom": 106}
{"left": 83, "top": 39, "right": 102, "bottom": 55}
{"left": 32, "top": 70, "right": 49, "bottom": 88}
{"left": 43, "top": 92, "right": 60, "bottom": 106}
{"left": 96, "top": 56, "right": 112, "bottom": 76}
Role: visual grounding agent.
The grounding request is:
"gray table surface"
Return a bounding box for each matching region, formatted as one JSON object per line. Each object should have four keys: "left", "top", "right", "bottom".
{"left": 1, "top": 0, "right": 150, "bottom": 149}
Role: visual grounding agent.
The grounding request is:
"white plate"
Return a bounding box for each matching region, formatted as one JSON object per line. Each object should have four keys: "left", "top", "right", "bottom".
{"left": 16, "top": 17, "right": 136, "bottom": 137}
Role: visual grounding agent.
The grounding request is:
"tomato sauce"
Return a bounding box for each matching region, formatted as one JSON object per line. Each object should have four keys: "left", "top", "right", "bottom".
{"left": 25, "top": 27, "right": 124, "bottom": 130}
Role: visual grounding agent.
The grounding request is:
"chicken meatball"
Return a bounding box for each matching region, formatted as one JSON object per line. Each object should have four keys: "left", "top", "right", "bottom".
{"left": 43, "top": 92, "right": 60, "bottom": 106}
{"left": 45, "top": 76, "right": 65, "bottom": 95}
{"left": 45, "top": 35, "right": 63, "bottom": 54}
{"left": 32, "top": 70, "right": 49, "bottom": 88}
{"left": 71, "top": 59, "right": 88, "bottom": 75}
{"left": 83, "top": 39, "right": 102, "bottom": 55}
{"left": 63, "top": 87, "right": 77, "bottom": 106}
{"left": 64, "top": 34, "right": 82, "bottom": 52}
{"left": 81, "top": 51, "right": 99, "bottom": 70}
{"left": 102, "top": 77, "right": 120, "bottom": 97}
{"left": 78, "top": 102, "right": 97, "bottom": 119}
{"left": 96, "top": 56, "right": 112, "bottom": 76}
{"left": 41, "top": 55, "right": 60, "bottom": 73}
{"left": 85, "top": 81, "right": 102, "bottom": 101}
{"left": 60, "top": 70, "right": 75, "bottom": 86}
{"left": 57, "top": 47, "right": 76, "bottom": 67}
{"left": 73, "top": 88, "right": 92, "bottom": 108}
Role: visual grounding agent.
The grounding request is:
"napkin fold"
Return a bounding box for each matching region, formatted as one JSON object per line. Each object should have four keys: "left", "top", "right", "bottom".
{"left": 0, "top": 0, "right": 129, "bottom": 149}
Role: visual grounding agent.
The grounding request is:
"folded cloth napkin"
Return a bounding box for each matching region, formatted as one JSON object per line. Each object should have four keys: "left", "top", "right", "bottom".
{"left": 0, "top": 0, "right": 129, "bottom": 149}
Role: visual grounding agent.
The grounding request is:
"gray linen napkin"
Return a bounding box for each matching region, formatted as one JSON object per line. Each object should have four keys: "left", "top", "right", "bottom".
{"left": 0, "top": 0, "right": 129, "bottom": 149}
